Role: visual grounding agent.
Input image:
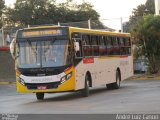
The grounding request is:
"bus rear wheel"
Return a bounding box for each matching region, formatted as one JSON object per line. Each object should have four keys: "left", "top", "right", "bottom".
{"left": 36, "top": 93, "right": 44, "bottom": 100}
{"left": 107, "top": 70, "right": 121, "bottom": 89}
{"left": 81, "top": 75, "right": 90, "bottom": 97}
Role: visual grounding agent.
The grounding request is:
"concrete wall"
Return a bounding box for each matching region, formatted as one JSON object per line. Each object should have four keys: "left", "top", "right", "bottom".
{"left": 0, "top": 50, "right": 15, "bottom": 82}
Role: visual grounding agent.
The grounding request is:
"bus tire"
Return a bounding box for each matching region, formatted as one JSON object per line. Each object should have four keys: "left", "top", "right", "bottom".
{"left": 113, "top": 70, "right": 121, "bottom": 89}
{"left": 106, "top": 83, "right": 113, "bottom": 89}
{"left": 81, "top": 75, "right": 90, "bottom": 97}
{"left": 36, "top": 93, "right": 44, "bottom": 100}
{"left": 107, "top": 70, "right": 121, "bottom": 89}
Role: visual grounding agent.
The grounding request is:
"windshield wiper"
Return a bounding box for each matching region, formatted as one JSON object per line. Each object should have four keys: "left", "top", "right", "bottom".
{"left": 26, "top": 39, "right": 38, "bottom": 56}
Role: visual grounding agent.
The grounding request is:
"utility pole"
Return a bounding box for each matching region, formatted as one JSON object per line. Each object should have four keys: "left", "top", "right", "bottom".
{"left": 88, "top": 19, "right": 91, "bottom": 29}
{"left": 120, "top": 17, "right": 123, "bottom": 33}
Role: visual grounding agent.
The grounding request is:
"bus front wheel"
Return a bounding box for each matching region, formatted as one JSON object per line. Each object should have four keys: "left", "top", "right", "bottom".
{"left": 81, "top": 75, "right": 90, "bottom": 97}
{"left": 36, "top": 93, "right": 44, "bottom": 100}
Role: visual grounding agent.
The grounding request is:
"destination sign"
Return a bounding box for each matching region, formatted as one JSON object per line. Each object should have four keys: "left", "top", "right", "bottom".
{"left": 22, "top": 29, "right": 62, "bottom": 37}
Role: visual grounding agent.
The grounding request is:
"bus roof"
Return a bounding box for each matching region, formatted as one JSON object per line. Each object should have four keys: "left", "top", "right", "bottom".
{"left": 22, "top": 26, "right": 130, "bottom": 37}
{"left": 23, "top": 25, "right": 66, "bottom": 30}
{"left": 69, "top": 27, "right": 130, "bottom": 37}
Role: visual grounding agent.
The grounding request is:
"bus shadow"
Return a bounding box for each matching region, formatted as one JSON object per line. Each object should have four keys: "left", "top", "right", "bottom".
{"left": 34, "top": 85, "right": 128, "bottom": 102}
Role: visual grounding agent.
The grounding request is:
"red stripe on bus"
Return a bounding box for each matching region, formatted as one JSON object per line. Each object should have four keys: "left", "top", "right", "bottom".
{"left": 120, "top": 56, "right": 128, "bottom": 58}
{"left": 0, "top": 47, "right": 9, "bottom": 51}
{"left": 83, "top": 58, "right": 94, "bottom": 64}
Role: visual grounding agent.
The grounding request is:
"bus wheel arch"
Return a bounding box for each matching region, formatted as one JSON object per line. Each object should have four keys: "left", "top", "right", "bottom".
{"left": 107, "top": 68, "right": 121, "bottom": 89}
{"left": 117, "top": 67, "right": 121, "bottom": 81}
{"left": 114, "top": 68, "right": 121, "bottom": 89}
{"left": 81, "top": 71, "right": 92, "bottom": 97}
{"left": 86, "top": 71, "right": 92, "bottom": 87}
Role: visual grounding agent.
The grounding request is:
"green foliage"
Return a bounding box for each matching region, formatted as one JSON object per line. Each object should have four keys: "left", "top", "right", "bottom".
{"left": 145, "top": 0, "right": 155, "bottom": 14}
{"left": 0, "top": 0, "right": 4, "bottom": 16}
{"left": 5, "top": 0, "right": 100, "bottom": 26}
{"left": 6, "top": 0, "right": 55, "bottom": 26}
{"left": 0, "top": 0, "right": 5, "bottom": 27}
{"left": 124, "top": 0, "right": 155, "bottom": 33}
{"left": 132, "top": 15, "right": 160, "bottom": 73}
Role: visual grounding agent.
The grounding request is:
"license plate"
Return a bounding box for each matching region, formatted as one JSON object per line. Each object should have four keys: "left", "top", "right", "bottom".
{"left": 37, "top": 86, "right": 47, "bottom": 90}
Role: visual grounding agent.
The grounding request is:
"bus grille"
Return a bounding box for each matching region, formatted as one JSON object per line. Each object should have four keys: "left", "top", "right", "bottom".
{"left": 25, "top": 82, "right": 61, "bottom": 90}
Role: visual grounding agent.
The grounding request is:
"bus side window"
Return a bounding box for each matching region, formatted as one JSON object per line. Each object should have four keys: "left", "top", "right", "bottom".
{"left": 72, "top": 32, "right": 82, "bottom": 58}
{"left": 125, "top": 37, "right": 130, "bottom": 46}
{"left": 120, "top": 37, "right": 125, "bottom": 55}
{"left": 112, "top": 37, "right": 120, "bottom": 55}
{"left": 121, "top": 37, "right": 131, "bottom": 55}
{"left": 119, "top": 37, "right": 124, "bottom": 46}
{"left": 83, "top": 35, "right": 92, "bottom": 57}
{"left": 99, "top": 36, "right": 107, "bottom": 56}
{"left": 107, "top": 36, "right": 112, "bottom": 55}
{"left": 127, "top": 38, "right": 131, "bottom": 55}
{"left": 119, "top": 37, "right": 123, "bottom": 55}
{"left": 123, "top": 37, "right": 128, "bottom": 46}
{"left": 91, "top": 35, "right": 99, "bottom": 56}
{"left": 112, "top": 37, "right": 118, "bottom": 46}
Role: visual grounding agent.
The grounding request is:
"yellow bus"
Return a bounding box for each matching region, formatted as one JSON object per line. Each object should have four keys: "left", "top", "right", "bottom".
{"left": 10, "top": 26, "right": 133, "bottom": 100}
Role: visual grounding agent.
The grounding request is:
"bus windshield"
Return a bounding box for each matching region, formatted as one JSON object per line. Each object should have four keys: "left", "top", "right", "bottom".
{"left": 17, "top": 38, "right": 72, "bottom": 68}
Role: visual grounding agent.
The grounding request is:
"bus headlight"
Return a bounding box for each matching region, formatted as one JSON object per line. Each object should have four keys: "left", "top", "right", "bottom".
{"left": 17, "top": 77, "right": 25, "bottom": 86}
{"left": 61, "top": 72, "right": 72, "bottom": 83}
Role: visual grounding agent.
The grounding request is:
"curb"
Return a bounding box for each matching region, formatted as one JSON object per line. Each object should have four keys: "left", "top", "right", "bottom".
{"left": 132, "top": 78, "right": 160, "bottom": 80}
{"left": 126, "top": 74, "right": 160, "bottom": 80}
{"left": 0, "top": 82, "right": 16, "bottom": 85}
{"left": 130, "top": 75, "right": 160, "bottom": 80}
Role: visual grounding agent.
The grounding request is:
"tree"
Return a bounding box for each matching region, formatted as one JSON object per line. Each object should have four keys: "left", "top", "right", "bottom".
{"left": 5, "top": 0, "right": 101, "bottom": 27}
{"left": 124, "top": 0, "right": 155, "bottom": 32}
{"left": 132, "top": 15, "right": 160, "bottom": 73}
{"left": 0, "top": 0, "right": 5, "bottom": 27}
{"left": 145, "top": 0, "right": 155, "bottom": 14}
{"left": 124, "top": 4, "right": 146, "bottom": 32}
{"left": 6, "top": 0, "right": 54, "bottom": 26}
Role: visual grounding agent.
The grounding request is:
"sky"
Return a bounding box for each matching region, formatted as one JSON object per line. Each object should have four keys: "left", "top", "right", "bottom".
{"left": 5, "top": 0, "right": 147, "bottom": 30}
{"left": 87, "top": 0, "right": 147, "bottom": 19}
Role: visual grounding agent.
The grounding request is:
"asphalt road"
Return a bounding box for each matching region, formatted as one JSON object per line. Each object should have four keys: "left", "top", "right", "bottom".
{"left": 0, "top": 80, "right": 160, "bottom": 114}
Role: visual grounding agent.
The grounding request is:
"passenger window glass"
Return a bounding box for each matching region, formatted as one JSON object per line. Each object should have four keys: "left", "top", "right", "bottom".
{"left": 112, "top": 37, "right": 118, "bottom": 47}
{"left": 82, "top": 35, "right": 92, "bottom": 57}
{"left": 107, "top": 37, "right": 112, "bottom": 55}
{"left": 120, "top": 37, "right": 131, "bottom": 55}
{"left": 119, "top": 38, "right": 124, "bottom": 46}
{"left": 124, "top": 37, "right": 130, "bottom": 46}
{"left": 91, "top": 36, "right": 99, "bottom": 56}
{"left": 99, "top": 36, "right": 107, "bottom": 56}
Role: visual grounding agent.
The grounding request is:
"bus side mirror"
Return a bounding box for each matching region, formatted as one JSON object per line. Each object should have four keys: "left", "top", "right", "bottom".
{"left": 10, "top": 38, "right": 16, "bottom": 59}
{"left": 74, "top": 41, "right": 80, "bottom": 52}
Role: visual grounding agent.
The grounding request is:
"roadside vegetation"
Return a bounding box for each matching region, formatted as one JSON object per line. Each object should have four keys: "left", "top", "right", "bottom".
{"left": 125, "top": 0, "right": 160, "bottom": 74}
{"left": 1, "top": 0, "right": 102, "bottom": 28}
{"left": 0, "top": 0, "right": 5, "bottom": 27}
